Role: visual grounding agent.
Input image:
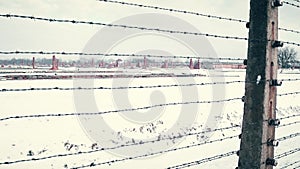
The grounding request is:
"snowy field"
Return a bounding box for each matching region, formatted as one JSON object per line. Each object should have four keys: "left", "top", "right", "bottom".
{"left": 0, "top": 68, "right": 299, "bottom": 169}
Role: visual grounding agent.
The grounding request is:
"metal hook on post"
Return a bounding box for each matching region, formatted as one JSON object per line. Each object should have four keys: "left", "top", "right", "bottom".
{"left": 272, "top": 0, "right": 283, "bottom": 7}
{"left": 272, "top": 40, "right": 284, "bottom": 48}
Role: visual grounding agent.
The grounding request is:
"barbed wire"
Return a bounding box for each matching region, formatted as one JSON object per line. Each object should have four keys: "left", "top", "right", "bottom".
{"left": 0, "top": 110, "right": 300, "bottom": 165}
{"left": 262, "top": 147, "right": 300, "bottom": 166}
{"left": 0, "top": 89, "right": 297, "bottom": 124}
{"left": 279, "top": 27, "right": 300, "bottom": 34}
{"left": 280, "top": 160, "right": 300, "bottom": 169}
{"left": 171, "top": 132, "right": 300, "bottom": 169}
{"left": 166, "top": 151, "right": 237, "bottom": 169}
{"left": 0, "top": 116, "right": 298, "bottom": 166}
{"left": 71, "top": 131, "right": 299, "bottom": 169}
{"left": 0, "top": 125, "right": 240, "bottom": 165}
{"left": 97, "top": 0, "right": 247, "bottom": 23}
{"left": 0, "top": 14, "right": 249, "bottom": 41}
{"left": 283, "top": 1, "right": 300, "bottom": 8}
{"left": 0, "top": 9, "right": 299, "bottom": 169}
{"left": 97, "top": 0, "right": 300, "bottom": 35}
{"left": 0, "top": 80, "right": 246, "bottom": 93}
{"left": 0, "top": 73, "right": 241, "bottom": 80}
{"left": 288, "top": 0, "right": 300, "bottom": 3}
{"left": 0, "top": 92, "right": 300, "bottom": 121}
{"left": 276, "top": 132, "right": 300, "bottom": 142}
{"left": 275, "top": 147, "right": 300, "bottom": 159}
{"left": 277, "top": 114, "right": 300, "bottom": 121}
{"left": 0, "top": 8, "right": 299, "bottom": 169}
{"left": 70, "top": 134, "right": 239, "bottom": 169}
{"left": 2, "top": 78, "right": 300, "bottom": 93}
{"left": 1, "top": 14, "right": 300, "bottom": 48}
{"left": 0, "top": 124, "right": 298, "bottom": 167}
{"left": 0, "top": 97, "right": 241, "bottom": 122}
{"left": 278, "top": 121, "right": 300, "bottom": 128}
{"left": 0, "top": 50, "right": 247, "bottom": 61}
{"left": 282, "top": 40, "right": 300, "bottom": 47}
{"left": 281, "top": 78, "right": 300, "bottom": 82}
{"left": 277, "top": 91, "right": 300, "bottom": 97}
{"left": 0, "top": 49, "right": 298, "bottom": 63}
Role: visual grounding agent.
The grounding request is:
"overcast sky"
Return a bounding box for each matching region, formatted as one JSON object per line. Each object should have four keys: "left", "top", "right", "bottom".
{"left": 0, "top": 0, "right": 299, "bottom": 60}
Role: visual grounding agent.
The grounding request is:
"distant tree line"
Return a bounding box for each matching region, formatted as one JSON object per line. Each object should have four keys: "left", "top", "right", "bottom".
{"left": 0, "top": 58, "right": 54, "bottom": 65}
{"left": 278, "top": 47, "right": 299, "bottom": 68}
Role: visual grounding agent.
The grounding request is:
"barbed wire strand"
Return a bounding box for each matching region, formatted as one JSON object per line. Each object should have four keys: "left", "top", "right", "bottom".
{"left": 283, "top": 1, "right": 300, "bottom": 8}
{"left": 282, "top": 40, "right": 300, "bottom": 47}
{"left": 276, "top": 132, "right": 300, "bottom": 142}
{"left": 277, "top": 91, "right": 300, "bottom": 97}
{"left": 2, "top": 78, "right": 300, "bottom": 93}
{"left": 0, "top": 14, "right": 249, "bottom": 41}
{"left": 0, "top": 125, "right": 240, "bottom": 165}
{"left": 279, "top": 27, "right": 300, "bottom": 34}
{"left": 0, "top": 90, "right": 299, "bottom": 122}
{"left": 96, "top": 0, "right": 300, "bottom": 35}
{"left": 0, "top": 51, "right": 246, "bottom": 60}
{"left": 278, "top": 121, "right": 300, "bottom": 128}
{"left": 0, "top": 73, "right": 239, "bottom": 80}
{"left": 288, "top": 0, "right": 300, "bottom": 3}
{"left": 263, "top": 133, "right": 300, "bottom": 167}
{"left": 166, "top": 151, "right": 237, "bottom": 169}
{"left": 0, "top": 80, "right": 246, "bottom": 93}
{"left": 280, "top": 160, "right": 300, "bottom": 169}
{"left": 275, "top": 147, "right": 300, "bottom": 159}
{"left": 0, "top": 97, "right": 241, "bottom": 122}
{"left": 70, "top": 135, "right": 239, "bottom": 169}
{"left": 277, "top": 114, "right": 300, "bottom": 121}
{"left": 281, "top": 78, "right": 300, "bottom": 82}
{"left": 97, "top": 0, "right": 247, "bottom": 23}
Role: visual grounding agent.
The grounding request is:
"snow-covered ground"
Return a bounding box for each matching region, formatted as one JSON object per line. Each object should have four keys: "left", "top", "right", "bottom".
{"left": 0, "top": 68, "right": 299, "bottom": 169}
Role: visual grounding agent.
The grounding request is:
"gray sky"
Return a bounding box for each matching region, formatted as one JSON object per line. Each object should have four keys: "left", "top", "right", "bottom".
{"left": 0, "top": 0, "right": 299, "bottom": 60}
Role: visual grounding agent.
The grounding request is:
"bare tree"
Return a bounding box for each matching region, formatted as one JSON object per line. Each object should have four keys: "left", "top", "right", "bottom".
{"left": 278, "top": 47, "right": 297, "bottom": 68}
